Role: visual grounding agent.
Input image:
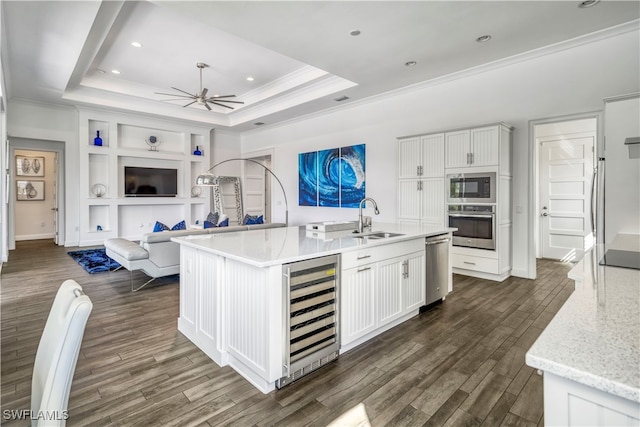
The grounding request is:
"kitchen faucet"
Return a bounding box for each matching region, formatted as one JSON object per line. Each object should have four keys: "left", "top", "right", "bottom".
{"left": 358, "top": 197, "right": 380, "bottom": 233}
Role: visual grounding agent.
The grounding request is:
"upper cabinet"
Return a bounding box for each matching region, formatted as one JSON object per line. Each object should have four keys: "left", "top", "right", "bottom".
{"left": 398, "top": 133, "right": 444, "bottom": 179}
{"left": 445, "top": 126, "right": 502, "bottom": 168}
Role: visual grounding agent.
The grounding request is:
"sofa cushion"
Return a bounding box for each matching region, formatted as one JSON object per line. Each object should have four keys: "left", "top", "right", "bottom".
{"left": 153, "top": 221, "right": 170, "bottom": 232}
{"left": 142, "top": 228, "right": 209, "bottom": 243}
{"left": 242, "top": 214, "right": 264, "bottom": 225}
{"left": 206, "top": 212, "right": 219, "bottom": 225}
{"left": 204, "top": 220, "right": 217, "bottom": 229}
{"left": 104, "top": 238, "right": 149, "bottom": 261}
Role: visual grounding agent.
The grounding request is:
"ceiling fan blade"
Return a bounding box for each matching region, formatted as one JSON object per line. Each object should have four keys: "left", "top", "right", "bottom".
{"left": 182, "top": 100, "right": 197, "bottom": 108}
{"left": 210, "top": 99, "right": 245, "bottom": 105}
{"left": 210, "top": 101, "right": 235, "bottom": 110}
{"left": 171, "top": 87, "right": 197, "bottom": 97}
{"left": 209, "top": 94, "right": 236, "bottom": 99}
{"left": 200, "top": 88, "right": 208, "bottom": 98}
{"left": 155, "top": 92, "right": 194, "bottom": 99}
{"left": 204, "top": 101, "right": 212, "bottom": 111}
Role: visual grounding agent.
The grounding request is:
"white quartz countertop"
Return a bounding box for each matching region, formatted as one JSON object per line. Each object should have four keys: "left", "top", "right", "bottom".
{"left": 526, "top": 234, "right": 640, "bottom": 403}
{"left": 172, "top": 222, "right": 454, "bottom": 268}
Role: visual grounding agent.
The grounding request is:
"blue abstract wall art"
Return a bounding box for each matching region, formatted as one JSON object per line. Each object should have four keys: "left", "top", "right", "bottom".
{"left": 298, "top": 144, "right": 365, "bottom": 208}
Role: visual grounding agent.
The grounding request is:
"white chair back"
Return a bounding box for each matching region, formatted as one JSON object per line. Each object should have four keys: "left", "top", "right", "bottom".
{"left": 31, "top": 279, "right": 93, "bottom": 427}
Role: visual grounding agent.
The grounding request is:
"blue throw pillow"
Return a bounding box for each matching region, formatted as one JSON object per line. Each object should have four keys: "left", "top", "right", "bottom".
{"left": 171, "top": 220, "right": 186, "bottom": 230}
{"left": 204, "top": 220, "right": 217, "bottom": 229}
{"left": 153, "top": 221, "right": 169, "bottom": 232}
{"left": 206, "top": 211, "right": 219, "bottom": 225}
{"left": 244, "top": 214, "right": 264, "bottom": 225}
{"left": 218, "top": 218, "right": 229, "bottom": 227}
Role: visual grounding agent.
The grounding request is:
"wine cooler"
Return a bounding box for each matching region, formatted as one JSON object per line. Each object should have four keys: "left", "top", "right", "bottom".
{"left": 277, "top": 255, "right": 340, "bottom": 388}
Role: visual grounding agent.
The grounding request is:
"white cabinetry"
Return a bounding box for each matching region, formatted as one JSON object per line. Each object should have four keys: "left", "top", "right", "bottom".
{"left": 78, "top": 110, "right": 211, "bottom": 246}
{"left": 341, "top": 239, "right": 425, "bottom": 351}
{"left": 397, "top": 133, "right": 445, "bottom": 227}
{"left": 445, "top": 126, "right": 501, "bottom": 168}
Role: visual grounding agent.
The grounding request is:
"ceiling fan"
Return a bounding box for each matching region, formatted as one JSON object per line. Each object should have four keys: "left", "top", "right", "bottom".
{"left": 155, "top": 62, "right": 244, "bottom": 110}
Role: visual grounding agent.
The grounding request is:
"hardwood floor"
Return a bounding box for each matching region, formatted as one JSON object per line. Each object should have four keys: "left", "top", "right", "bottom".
{"left": 1, "top": 240, "right": 574, "bottom": 426}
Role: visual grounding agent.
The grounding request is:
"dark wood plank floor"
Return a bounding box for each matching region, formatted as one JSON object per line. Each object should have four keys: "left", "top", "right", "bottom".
{"left": 1, "top": 240, "right": 574, "bottom": 426}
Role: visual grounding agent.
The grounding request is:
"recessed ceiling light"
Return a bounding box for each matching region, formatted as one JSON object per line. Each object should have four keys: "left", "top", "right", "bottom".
{"left": 246, "top": 76, "right": 254, "bottom": 82}
{"left": 405, "top": 61, "right": 417, "bottom": 67}
{"left": 334, "top": 95, "right": 349, "bottom": 102}
{"left": 476, "top": 35, "right": 492, "bottom": 43}
{"left": 350, "top": 30, "right": 361, "bottom": 36}
{"left": 578, "top": 0, "right": 600, "bottom": 8}
{"left": 97, "top": 69, "right": 106, "bottom": 74}
{"left": 131, "top": 41, "right": 143, "bottom": 48}
{"left": 254, "top": 122, "right": 265, "bottom": 126}
{"left": 111, "top": 69, "right": 121, "bottom": 75}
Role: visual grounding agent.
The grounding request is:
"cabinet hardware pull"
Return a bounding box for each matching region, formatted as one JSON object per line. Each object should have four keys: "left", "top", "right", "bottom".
{"left": 463, "top": 261, "right": 476, "bottom": 265}
{"left": 417, "top": 181, "right": 420, "bottom": 191}
{"left": 466, "top": 153, "right": 470, "bottom": 165}
{"left": 417, "top": 165, "right": 420, "bottom": 176}
{"left": 357, "top": 267, "right": 371, "bottom": 273}
{"left": 357, "top": 254, "right": 371, "bottom": 260}
{"left": 470, "top": 153, "right": 474, "bottom": 164}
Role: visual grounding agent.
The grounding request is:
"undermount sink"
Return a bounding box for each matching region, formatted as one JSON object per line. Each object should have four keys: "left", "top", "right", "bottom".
{"left": 353, "top": 232, "right": 405, "bottom": 239}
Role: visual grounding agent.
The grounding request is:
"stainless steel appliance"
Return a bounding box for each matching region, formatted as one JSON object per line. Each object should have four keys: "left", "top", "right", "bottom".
{"left": 277, "top": 255, "right": 339, "bottom": 388}
{"left": 447, "top": 172, "right": 496, "bottom": 204}
{"left": 424, "top": 234, "right": 450, "bottom": 308}
{"left": 595, "top": 95, "right": 640, "bottom": 269}
{"left": 448, "top": 204, "right": 496, "bottom": 250}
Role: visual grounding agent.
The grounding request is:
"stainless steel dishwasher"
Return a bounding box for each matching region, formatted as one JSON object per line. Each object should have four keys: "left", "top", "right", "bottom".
{"left": 423, "top": 234, "right": 451, "bottom": 308}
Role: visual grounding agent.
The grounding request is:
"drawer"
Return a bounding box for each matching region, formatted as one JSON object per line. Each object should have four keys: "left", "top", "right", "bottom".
{"left": 341, "top": 238, "right": 424, "bottom": 270}
{"left": 452, "top": 253, "right": 499, "bottom": 274}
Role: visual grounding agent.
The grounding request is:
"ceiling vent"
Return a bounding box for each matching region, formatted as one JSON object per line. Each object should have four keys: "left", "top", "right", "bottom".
{"left": 334, "top": 96, "right": 350, "bottom": 102}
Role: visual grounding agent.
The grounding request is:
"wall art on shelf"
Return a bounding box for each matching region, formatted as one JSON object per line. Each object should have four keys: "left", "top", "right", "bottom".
{"left": 298, "top": 144, "right": 365, "bottom": 208}
{"left": 16, "top": 180, "right": 45, "bottom": 201}
{"left": 16, "top": 156, "right": 44, "bottom": 176}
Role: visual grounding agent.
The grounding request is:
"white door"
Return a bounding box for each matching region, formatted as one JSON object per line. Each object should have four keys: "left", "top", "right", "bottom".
{"left": 243, "top": 157, "right": 267, "bottom": 221}
{"left": 540, "top": 136, "right": 594, "bottom": 261}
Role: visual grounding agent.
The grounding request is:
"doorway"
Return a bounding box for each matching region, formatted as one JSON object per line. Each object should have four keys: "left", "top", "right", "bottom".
{"left": 8, "top": 138, "right": 65, "bottom": 249}
{"left": 533, "top": 116, "right": 599, "bottom": 264}
{"left": 243, "top": 149, "right": 275, "bottom": 223}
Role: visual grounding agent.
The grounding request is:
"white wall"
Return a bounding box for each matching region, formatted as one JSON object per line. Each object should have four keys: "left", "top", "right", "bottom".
{"left": 241, "top": 28, "right": 640, "bottom": 278}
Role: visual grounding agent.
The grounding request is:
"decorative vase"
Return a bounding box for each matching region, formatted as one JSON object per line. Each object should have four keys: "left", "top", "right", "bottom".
{"left": 94, "top": 130, "right": 103, "bottom": 146}
{"left": 193, "top": 146, "right": 202, "bottom": 156}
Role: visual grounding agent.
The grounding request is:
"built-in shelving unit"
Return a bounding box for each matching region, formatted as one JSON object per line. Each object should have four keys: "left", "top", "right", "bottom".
{"left": 78, "top": 110, "right": 211, "bottom": 246}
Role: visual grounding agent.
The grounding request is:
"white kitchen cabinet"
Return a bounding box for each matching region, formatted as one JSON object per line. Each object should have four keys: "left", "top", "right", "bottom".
{"left": 341, "top": 239, "right": 426, "bottom": 350}
{"left": 398, "top": 133, "right": 444, "bottom": 179}
{"left": 445, "top": 125, "right": 502, "bottom": 168}
{"left": 543, "top": 372, "right": 640, "bottom": 426}
{"left": 403, "top": 250, "right": 426, "bottom": 312}
{"left": 397, "top": 178, "right": 445, "bottom": 226}
{"left": 341, "top": 263, "right": 377, "bottom": 345}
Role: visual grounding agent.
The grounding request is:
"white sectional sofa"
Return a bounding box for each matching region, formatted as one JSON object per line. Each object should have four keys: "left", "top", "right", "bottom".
{"left": 104, "top": 223, "right": 286, "bottom": 291}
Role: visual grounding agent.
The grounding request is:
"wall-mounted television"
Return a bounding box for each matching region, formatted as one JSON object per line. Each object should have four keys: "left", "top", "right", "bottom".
{"left": 124, "top": 166, "right": 178, "bottom": 197}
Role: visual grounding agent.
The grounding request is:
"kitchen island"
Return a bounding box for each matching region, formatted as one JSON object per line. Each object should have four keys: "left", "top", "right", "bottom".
{"left": 526, "top": 234, "right": 640, "bottom": 425}
{"left": 172, "top": 223, "right": 453, "bottom": 393}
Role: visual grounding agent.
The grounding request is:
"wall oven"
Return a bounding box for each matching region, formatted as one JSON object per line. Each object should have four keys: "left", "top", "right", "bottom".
{"left": 447, "top": 172, "right": 496, "bottom": 204}
{"left": 448, "top": 205, "right": 496, "bottom": 250}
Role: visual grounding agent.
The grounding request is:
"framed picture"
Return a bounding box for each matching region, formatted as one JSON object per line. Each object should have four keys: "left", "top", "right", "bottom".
{"left": 16, "top": 156, "right": 44, "bottom": 176}
{"left": 16, "top": 180, "right": 45, "bottom": 201}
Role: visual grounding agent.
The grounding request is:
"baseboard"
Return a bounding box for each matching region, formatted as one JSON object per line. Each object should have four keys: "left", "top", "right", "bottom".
{"left": 15, "top": 233, "right": 55, "bottom": 241}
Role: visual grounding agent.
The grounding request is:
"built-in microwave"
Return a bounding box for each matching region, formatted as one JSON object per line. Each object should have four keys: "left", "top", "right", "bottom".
{"left": 447, "top": 172, "right": 496, "bottom": 204}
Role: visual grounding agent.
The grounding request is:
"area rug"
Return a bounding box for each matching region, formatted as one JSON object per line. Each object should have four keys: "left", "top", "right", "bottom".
{"left": 67, "top": 248, "right": 121, "bottom": 274}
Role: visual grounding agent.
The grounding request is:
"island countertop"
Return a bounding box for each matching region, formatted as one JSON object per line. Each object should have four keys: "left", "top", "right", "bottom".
{"left": 525, "top": 234, "right": 640, "bottom": 403}
{"left": 172, "top": 222, "right": 454, "bottom": 268}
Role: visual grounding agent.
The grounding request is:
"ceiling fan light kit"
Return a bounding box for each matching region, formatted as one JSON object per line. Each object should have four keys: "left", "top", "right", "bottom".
{"left": 155, "top": 62, "right": 244, "bottom": 111}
